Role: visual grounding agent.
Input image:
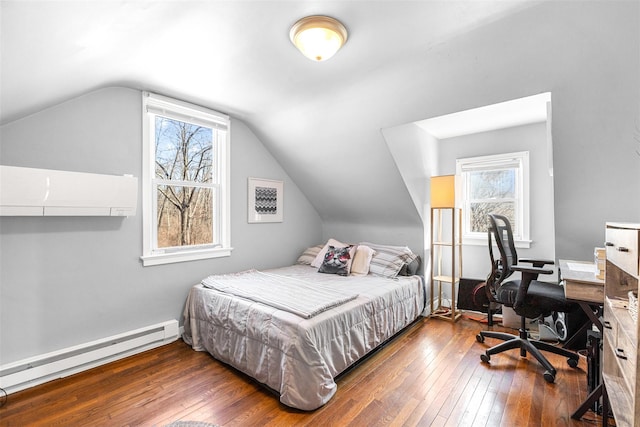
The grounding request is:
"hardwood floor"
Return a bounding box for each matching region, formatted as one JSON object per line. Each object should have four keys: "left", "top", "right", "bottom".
{"left": 0, "top": 317, "right": 605, "bottom": 426}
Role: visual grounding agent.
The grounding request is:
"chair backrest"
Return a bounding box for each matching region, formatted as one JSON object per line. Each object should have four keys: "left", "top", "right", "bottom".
{"left": 485, "top": 213, "right": 519, "bottom": 301}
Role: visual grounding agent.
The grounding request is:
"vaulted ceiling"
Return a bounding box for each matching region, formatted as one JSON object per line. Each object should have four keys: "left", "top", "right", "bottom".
{"left": 1, "top": 1, "right": 547, "bottom": 225}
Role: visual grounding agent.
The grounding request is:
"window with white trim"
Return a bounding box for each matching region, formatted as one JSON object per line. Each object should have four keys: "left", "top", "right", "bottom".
{"left": 141, "top": 92, "right": 231, "bottom": 266}
{"left": 456, "top": 151, "right": 530, "bottom": 245}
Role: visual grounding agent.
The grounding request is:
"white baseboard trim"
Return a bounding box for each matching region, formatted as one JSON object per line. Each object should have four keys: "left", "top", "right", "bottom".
{"left": 0, "top": 320, "right": 180, "bottom": 394}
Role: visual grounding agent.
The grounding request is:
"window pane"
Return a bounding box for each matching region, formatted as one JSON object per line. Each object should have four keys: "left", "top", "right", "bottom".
{"left": 155, "top": 116, "right": 213, "bottom": 183}
{"left": 470, "top": 201, "right": 516, "bottom": 234}
{"left": 143, "top": 92, "right": 231, "bottom": 265}
{"left": 469, "top": 169, "right": 515, "bottom": 199}
{"left": 157, "top": 185, "right": 213, "bottom": 248}
{"left": 457, "top": 151, "right": 528, "bottom": 242}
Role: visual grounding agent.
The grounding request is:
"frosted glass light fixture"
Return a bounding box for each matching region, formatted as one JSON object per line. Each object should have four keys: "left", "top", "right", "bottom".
{"left": 289, "top": 15, "right": 348, "bottom": 62}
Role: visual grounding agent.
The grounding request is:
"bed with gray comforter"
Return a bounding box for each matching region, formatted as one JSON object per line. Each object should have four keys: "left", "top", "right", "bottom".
{"left": 182, "top": 263, "right": 424, "bottom": 410}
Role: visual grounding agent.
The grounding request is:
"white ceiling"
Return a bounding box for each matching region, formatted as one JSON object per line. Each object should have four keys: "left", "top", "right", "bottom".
{"left": 1, "top": 0, "right": 542, "bottom": 225}
{"left": 416, "top": 92, "right": 550, "bottom": 140}
{"left": 0, "top": 1, "right": 536, "bottom": 124}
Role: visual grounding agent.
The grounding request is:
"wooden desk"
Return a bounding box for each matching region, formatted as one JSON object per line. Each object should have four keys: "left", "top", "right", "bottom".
{"left": 561, "top": 259, "right": 605, "bottom": 304}
{"left": 559, "top": 259, "right": 605, "bottom": 423}
{"left": 560, "top": 259, "right": 604, "bottom": 335}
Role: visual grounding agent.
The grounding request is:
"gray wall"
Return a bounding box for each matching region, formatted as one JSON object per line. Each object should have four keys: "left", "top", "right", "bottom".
{"left": 324, "top": 1, "right": 639, "bottom": 269}
{"left": 1, "top": 0, "right": 639, "bottom": 367}
{"left": 0, "top": 87, "right": 323, "bottom": 363}
{"left": 383, "top": 120, "right": 555, "bottom": 306}
{"left": 438, "top": 122, "right": 554, "bottom": 280}
{"left": 380, "top": 1, "right": 640, "bottom": 277}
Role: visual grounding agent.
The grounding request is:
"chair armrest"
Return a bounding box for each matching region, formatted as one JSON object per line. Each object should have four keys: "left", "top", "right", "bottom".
{"left": 512, "top": 264, "right": 554, "bottom": 276}
{"left": 511, "top": 264, "right": 554, "bottom": 309}
{"left": 519, "top": 258, "right": 554, "bottom": 268}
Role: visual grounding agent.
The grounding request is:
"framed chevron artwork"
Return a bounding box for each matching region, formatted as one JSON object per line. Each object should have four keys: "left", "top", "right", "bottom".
{"left": 248, "top": 177, "right": 283, "bottom": 223}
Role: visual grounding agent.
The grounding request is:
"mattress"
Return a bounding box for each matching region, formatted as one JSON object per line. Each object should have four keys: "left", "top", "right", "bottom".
{"left": 182, "top": 264, "right": 425, "bottom": 410}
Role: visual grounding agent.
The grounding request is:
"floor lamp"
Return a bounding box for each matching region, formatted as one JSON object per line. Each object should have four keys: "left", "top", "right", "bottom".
{"left": 430, "top": 175, "right": 462, "bottom": 321}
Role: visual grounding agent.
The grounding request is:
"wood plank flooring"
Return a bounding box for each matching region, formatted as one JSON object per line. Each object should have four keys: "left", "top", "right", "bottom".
{"left": 0, "top": 317, "right": 606, "bottom": 426}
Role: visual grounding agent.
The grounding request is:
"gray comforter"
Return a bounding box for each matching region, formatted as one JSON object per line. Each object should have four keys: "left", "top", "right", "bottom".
{"left": 182, "top": 264, "right": 424, "bottom": 410}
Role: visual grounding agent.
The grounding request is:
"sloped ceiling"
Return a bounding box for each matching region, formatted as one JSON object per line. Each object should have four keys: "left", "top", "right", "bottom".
{"left": 1, "top": 1, "right": 540, "bottom": 225}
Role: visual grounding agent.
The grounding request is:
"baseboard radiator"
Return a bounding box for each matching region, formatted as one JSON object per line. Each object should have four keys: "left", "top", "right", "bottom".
{"left": 0, "top": 320, "right": 180, "bottom": 394}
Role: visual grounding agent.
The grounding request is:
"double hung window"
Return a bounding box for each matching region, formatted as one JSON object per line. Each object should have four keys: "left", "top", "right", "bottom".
{"left": 456, "top": 151, "right": 530, "bottom": 246}
{"left": 141, "top": 92, "right": 231, "bottom": 266}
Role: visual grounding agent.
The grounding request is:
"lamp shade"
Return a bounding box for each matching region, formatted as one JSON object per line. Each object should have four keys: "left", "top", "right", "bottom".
{"left": 430, "top": 175, "right": 458, "bottom": 208}
{"left": 289, "top": 16, "right": 348, "bottom": 61}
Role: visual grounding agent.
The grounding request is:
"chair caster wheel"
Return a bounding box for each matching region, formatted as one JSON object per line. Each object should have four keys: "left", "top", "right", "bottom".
{"left": 476, "top": 334, "right": 484, "bottom": 343}
{"left": 543, "top": 371, "right": 555, "bottom": 383}
{"left": 567, "top": 358, "right": 578, "bottom": 368}
{"left": 480, "top": 353, "right": 490, "bottom": 364}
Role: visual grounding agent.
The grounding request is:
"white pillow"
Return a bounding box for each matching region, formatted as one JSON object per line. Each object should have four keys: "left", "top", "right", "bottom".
{"left": 311, "top": 238, "right": 348, "bottom": 268}
{"left": 350, "top": 245, "right": 376, "bottom": 276}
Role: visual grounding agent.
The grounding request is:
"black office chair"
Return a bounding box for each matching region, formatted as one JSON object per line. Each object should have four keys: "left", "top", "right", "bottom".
{"left": 476, "top": 214, "right": 579, "bottom": 383}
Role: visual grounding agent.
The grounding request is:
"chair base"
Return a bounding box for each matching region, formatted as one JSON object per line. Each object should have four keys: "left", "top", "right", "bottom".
{"left": 477, "top": 319, "right": 579, "bottom": 383}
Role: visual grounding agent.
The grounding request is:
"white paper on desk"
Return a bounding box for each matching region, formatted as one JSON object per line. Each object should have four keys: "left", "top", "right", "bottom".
{"left": 567, "top": 262, "right": 597, "bottom": 273}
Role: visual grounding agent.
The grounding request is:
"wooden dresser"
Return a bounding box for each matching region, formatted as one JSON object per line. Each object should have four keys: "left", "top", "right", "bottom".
{"left": 603, "top": 222, "right": 640, "bottom": 427}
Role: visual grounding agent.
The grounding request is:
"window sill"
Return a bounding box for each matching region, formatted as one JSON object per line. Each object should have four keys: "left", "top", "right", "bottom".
{"left": 141, "top": 247, "right": 233, "bottom": 267}
{"left": 463, "top": 236, "right": 532, "bottom": 249}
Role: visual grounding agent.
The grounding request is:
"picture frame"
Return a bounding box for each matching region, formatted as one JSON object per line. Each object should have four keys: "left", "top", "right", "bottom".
{"left": 248, "top": 177, "right": 283, "bottom": 223}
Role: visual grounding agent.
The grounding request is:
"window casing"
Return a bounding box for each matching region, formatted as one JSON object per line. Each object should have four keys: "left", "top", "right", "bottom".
{"left": 141, "top": 92, "right": 231, "bottom": 266}
{"left": 456, "top": 151, "right": 530, "bottom": 247}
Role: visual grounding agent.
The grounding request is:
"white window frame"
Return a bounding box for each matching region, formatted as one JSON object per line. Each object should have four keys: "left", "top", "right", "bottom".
{"left": 140, "top": 92, "right": 232, "bottom": 266}
{"left": 456, "top": 151, "right": 531, "bottom": 248}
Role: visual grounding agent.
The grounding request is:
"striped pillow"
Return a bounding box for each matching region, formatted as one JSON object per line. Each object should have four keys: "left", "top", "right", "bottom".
{"left": 361, "top": 242, "right": 419, "bottom": 278}
{"left": 296, "top": 244, "right": 324, "bottom": 265}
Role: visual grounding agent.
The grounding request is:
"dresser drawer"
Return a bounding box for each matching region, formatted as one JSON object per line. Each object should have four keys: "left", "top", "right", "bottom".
{"left": 616, "top": 328, "right": 637, "bottom": 369}
{"left": 602, "top": 305, "right": 618, "bottom": 345}
{"left": 606, "top": 227, "right": 639, "bottom": 276}
{"left": 616, "top": 328, "right": 637, "bottom": 393}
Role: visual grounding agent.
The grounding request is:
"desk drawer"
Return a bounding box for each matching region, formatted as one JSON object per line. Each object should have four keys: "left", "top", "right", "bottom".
{"left": 564, "top": 279, "right": 604, "bottom": 304}
{"left": 606, "top": 227, "right": 639, "bottom": 276}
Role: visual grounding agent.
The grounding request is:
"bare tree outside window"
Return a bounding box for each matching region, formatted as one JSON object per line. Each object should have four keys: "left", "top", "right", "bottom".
{"left": 457, "top": 151, "right": 528, "bottom": 243}
{"left": 141, "top": 92, "right": 230, "bottom": 266}
{"left": 155, "top": 117, "right": 214, "bottom": 248}
{"left": 468, "top": 169, "right": 517, "bottom": 235}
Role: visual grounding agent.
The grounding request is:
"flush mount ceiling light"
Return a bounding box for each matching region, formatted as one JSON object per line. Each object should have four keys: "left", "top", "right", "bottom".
{"left": 289, "top": 15, "right": 348, "bottom": 62}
